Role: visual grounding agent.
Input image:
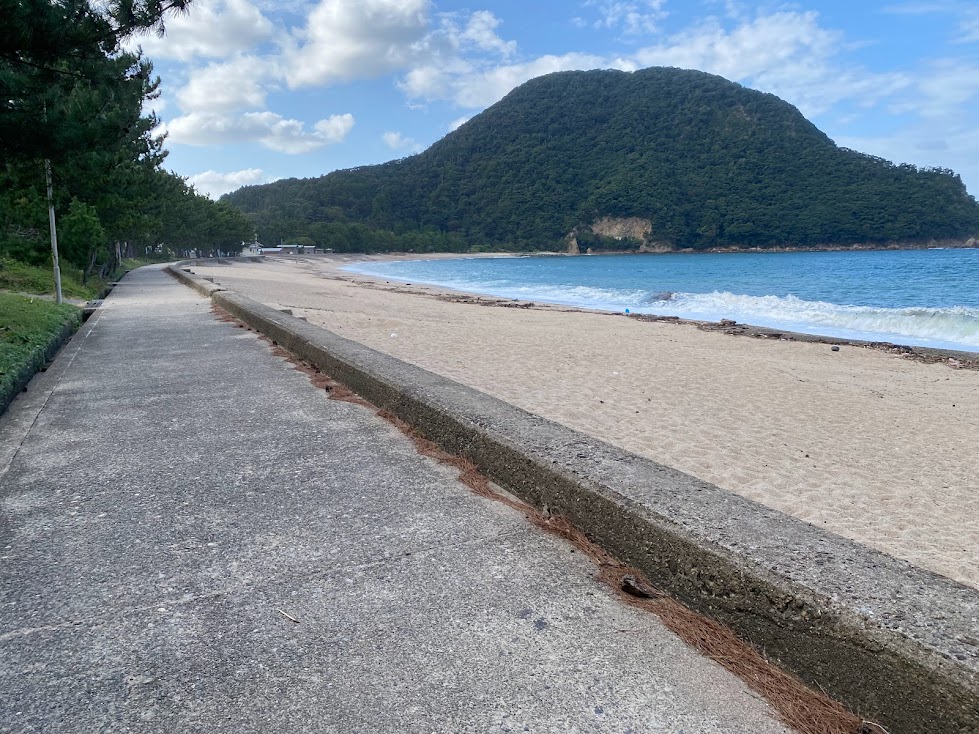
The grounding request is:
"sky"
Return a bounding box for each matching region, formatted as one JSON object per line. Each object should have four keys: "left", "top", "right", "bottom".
{"left": 129, "top": 0, "right": 979, "bottom": 199}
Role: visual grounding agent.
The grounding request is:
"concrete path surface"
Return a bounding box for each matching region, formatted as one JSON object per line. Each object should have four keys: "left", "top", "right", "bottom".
{"left": 0, "top": 266, "right": 788, "bottom": 733}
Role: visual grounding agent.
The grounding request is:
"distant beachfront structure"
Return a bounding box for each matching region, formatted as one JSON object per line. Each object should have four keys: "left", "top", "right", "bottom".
{"left": 243, "top": 243, "right": 327, "bottom": 255}
{"left": 241, "top": 233, "right": 332, "bottom": 256}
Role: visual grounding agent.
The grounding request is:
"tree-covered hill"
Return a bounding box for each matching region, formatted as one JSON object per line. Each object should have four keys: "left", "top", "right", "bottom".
{"left": 226, "top": 67, "right": 979, "bottom": 253}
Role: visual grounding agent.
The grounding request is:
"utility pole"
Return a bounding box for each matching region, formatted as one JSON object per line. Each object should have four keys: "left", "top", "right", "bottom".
{"left": 42, "top": 100, "right": 63, "bottom": 304}
{"left": 44, "top": 158, "right": 64, "bottom": 305}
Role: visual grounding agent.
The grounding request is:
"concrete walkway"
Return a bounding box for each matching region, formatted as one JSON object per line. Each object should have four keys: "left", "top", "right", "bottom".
{"left": 0, "top": 266, "right": 787, "bottom": 733}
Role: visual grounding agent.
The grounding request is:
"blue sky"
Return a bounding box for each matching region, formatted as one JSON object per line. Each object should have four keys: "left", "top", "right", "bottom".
{"left": 130, "top": 0, "right": 979, "bottom": 199}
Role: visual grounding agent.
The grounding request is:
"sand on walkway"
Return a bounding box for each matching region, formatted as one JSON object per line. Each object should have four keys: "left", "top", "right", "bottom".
{"left": 193, "top": 255, "right": 979, "bottom": 590}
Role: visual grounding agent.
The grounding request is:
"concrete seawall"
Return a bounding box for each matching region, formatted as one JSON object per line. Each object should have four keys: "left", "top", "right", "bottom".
{"left": 168, "top": 262, "right": 979, "bottom": 733}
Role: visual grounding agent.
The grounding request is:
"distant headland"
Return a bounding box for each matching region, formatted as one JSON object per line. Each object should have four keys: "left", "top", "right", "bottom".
{"left": 224, "top": 67, "right": 979, "bottom": 255}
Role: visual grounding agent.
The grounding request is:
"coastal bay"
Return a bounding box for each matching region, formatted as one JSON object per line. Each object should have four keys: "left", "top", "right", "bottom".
{"left": 193, "top": 255, "right": 979, "bottom": 591}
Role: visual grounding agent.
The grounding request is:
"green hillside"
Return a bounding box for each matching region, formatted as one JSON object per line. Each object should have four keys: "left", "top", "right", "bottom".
{"left": 226, "top": 67, "right": 979, "bottom": 253}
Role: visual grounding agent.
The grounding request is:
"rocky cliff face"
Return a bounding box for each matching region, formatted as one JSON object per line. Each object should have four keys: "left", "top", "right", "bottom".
{"left": 590, "top": 216, "right": 652, "bottom": 241}
{"left": 566, "top": 217, "right": 677, "bottom": 253}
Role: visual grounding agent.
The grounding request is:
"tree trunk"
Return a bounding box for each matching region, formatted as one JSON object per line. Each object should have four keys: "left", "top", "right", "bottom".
{"left": 84, "top": 249, "right": 98, "bottom": 282}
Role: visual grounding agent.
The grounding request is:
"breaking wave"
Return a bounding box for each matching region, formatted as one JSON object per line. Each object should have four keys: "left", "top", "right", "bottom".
{"left": 637, "top": 291, "right": 979, "bottom": 349}
{"left": 344, "top": 255, "right": 979, "bottom": 352}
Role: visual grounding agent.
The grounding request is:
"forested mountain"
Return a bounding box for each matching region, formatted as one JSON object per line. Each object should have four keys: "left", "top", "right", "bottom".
{"left": 227, "top": 67, "right": 979, "bottom": 253}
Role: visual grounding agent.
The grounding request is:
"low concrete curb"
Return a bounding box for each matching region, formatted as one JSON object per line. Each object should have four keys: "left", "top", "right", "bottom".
{"left": 168, "top": 257, "right": 264, "bottom": 298}
{"left": 0, "top": 310, "right": 81, "bottom": 417}
{"left": 168, "top": 264, "right": 227, "bottom": 298}
{"left": 169, "top": 263, "right": 979, "bottom": 733}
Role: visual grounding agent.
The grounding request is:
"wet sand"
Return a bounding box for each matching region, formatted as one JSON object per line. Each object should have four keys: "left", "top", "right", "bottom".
{"left": 193, "top": 255, "right": 979, "bottom": 590}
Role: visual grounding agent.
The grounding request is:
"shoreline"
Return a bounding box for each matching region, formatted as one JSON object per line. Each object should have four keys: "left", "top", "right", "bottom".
{"left": 337, "top": 238, "right": 979, "bottom": 259}
{"left": 170, "top": 260, "right": 979, "bottom": 733}
{"left": 333, "top": 251, "right": 979, "bottom": 362}
{"left": 192, "top": 254, "right": 979, "bottom": 590}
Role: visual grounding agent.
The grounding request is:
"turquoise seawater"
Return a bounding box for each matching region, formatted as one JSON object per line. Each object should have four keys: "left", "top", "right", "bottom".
{"left": 344, "top": 249, "right": 979, "bottom": 353}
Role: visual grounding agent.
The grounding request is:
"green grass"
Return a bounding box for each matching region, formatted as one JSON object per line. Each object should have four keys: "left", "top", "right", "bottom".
{"left": 0, "top": 292, "right": 81, "bottom": 399}
{"left": 0, "top": 257, "right": 162, "bottom": 300}
{"left": 0, "top": 258, "right": 101, "bottom": 299}
{"left": 0, "top": 256, "right": 165, "bottom": 410}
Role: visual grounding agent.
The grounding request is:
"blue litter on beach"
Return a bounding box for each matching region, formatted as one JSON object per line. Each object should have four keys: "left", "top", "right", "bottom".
{"left": 625, "top": 308, "right": 630, "bottom": 314}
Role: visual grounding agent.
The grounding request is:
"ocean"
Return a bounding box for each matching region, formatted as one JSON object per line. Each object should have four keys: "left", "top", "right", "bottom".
{"left": 344, "top": 249, "right": 979, "bottom": 353}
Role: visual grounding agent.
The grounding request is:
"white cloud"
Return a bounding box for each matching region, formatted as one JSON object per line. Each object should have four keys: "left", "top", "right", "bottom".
{"left": 281, "top": 3, "right": 518, "bottom": 91}
{"left": 448, "top": 116, "right": 470, "bottom": 131}
{"left": 917, "top": 60, "right": 979, "bottom": 113}
{"left": 835, "top": 123, "right": 979, "bottom": 196}
{"left": 461, "top": 54, "right": 636, "bottom": 108}
{"left": 284, "top": 0, "right": 431, "bottom": 87}
{"left": 163, "top": 111, "right": 354, "bottom": 153}
{"left": 957, "top": 8, "right": 979, "bottom": 42}
{"left": 146, "top": 0, "right": 977, "bottom": 196}
{"left": 312, "top": 114, "right": 357, "bottom": 143}
{"left": 632, "top": 12, "right": 911, "bottom": 116}
{"left": 176, "top": 56, "right": 274, "bottom": 112}
{"left": 397, "top": 9, "right": 592, "bottom": 108}
{"left": 448, "top": 10, "right": 517, "bottom": 57}
{"left": 187, "top": 168, "right": 267, "bottom": 198}
{"left": 156, "top": 1, "right": 531, "bottom": 150}
{"left": 251, "top": 0, "right": 310, "bottom": 13}
{"left": 584, "top": 0, "right": 668, "bottom": 35}
{"left": 714, "top": 0, "right": 748, "bottom": 21}
{"left": 144, "top": 95, "right": 167, "bottom": 116}
{"left": 398, "top": 57, "right": 472, "bottom": 102}
{"left": 401, "top": 52, "right": 635, "bottom": 109}
{"left": 884, "top": 58, "right": 979, "bottom": 126}
{"left": 131, "top": 0, "right": 275, "bottom": 61}
{"left": 397, "top": 8, "right": 911, "bottom": 116}
{"left": 382, "top": 131, "right": 423, "bottom": 152}
{"left": 884, "top": 2, "right": 979, "bottom": 43}
{"left": 634, "top": 12, "right": 834, "bottom": 78}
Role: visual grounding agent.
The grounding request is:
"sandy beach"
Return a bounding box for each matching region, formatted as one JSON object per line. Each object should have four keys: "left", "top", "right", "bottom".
{"left": 192, "top": 254, "right": 979, "bottom": 591}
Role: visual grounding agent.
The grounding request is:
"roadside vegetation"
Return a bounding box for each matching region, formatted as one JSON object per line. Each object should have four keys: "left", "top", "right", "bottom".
{"left": 0, "top": 255, "right": 158, "bottom": 411}
{"left": 1, "top": 1, "right": 245, "bottom": 410}
{"left": 1, "top": 0, "right": 251, "bottom": 285}
{"left": 0, "top": 257, "right": 155, "bottom": 300}
{"left": 0, "top": 292, "right": 80, "bottom": 406}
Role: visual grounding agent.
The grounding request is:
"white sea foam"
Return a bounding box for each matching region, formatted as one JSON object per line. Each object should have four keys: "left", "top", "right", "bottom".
{"left": 344, "top": 262, "right": 979, "bottom": 352}
{"left": 454, "top": 282, "right": 979, "bottom": 350}
{"left": 642, "top": 292, "right": 979, "bottom": 349}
